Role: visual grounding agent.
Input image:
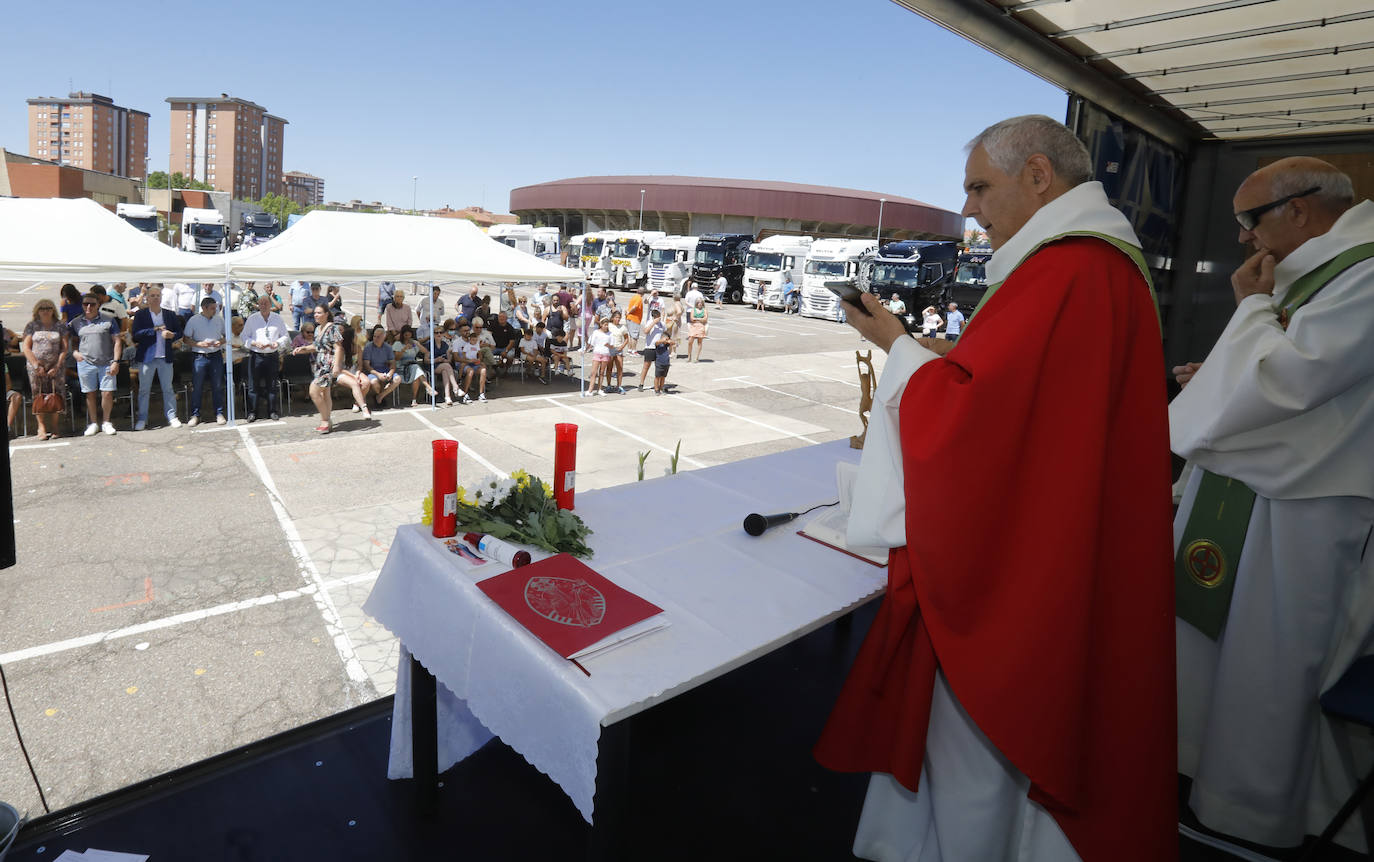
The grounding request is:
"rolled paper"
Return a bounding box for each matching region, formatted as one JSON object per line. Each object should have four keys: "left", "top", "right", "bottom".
{"left": 554, "top": 423, "right": 578, "bottom": 511}
{"left": 432, "top": 439, "right": 458, "bottom": 538}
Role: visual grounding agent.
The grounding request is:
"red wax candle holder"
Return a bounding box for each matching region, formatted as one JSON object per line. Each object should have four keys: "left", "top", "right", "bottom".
{"left": 553, "top": 423, "right": 578, "bottom": 511}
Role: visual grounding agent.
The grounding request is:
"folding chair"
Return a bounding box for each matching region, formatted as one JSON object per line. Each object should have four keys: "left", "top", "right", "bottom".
{"left": 1300, "top": 654, "right": 1374, "bottom": 860}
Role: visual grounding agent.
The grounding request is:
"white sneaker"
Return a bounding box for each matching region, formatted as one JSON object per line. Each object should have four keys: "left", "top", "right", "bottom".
{"left": 168, "top": 416, "right": 182, "bottom": 428}
{"left": 215, "top": 414, "right": 226, "bottom": 425}
{"left": 477, "top": 393, "right": 487, "bottom": 403}
{"left": 134, "top": 420, "right": 146, "bottom": 432}
{"left": 83, "top": 422, "right": 99, "bottom": 436}
{"left": 187, "top": 415, "right": 200, "bottom": 427}
{"left": 461, "top": 394, "right": 472, "bottom": 404}
{"left": 101, "top": 421, "right": 117, "bottom": 435}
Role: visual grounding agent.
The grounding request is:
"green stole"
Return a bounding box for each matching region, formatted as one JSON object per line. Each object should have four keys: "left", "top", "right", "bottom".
{"left": 1175, "top": 241, "right": 1374, "bottom": 640}
{"left": 965, "top": 231, "right": 1158, "bottom": 335}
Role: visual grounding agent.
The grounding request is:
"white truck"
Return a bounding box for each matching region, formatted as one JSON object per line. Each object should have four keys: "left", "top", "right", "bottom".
{"left": 609, "top": 230, "right": 666, "bottom": 290}
{"left": 489, "top": 224, "right": 562, "bottom": 263}
{"left": 647, "top": 235, "right": 699, "bottom": 293}
{"left": 800, "top": 238, "right": 878, "bottom": 321}
{"left": 744, "top": 234, "right": 813, "bottom": 309}
{"left": 116, "top": 202, "right": 159, "bottom": 236}
{"left": 180, "top": 207, "right": 228, "bottom": 254}
{"left": 564, "top": 234, "right": 585, "bottom": 269}
{"left": 578, "top": 231, "right": 617, "bottom": 288}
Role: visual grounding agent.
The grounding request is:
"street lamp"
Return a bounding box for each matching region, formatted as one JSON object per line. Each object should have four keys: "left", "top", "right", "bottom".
{"left": 877, "top": 198, "right": 886, "bottom": 248}
{"left": 412, "top": 176, "right": 418, "bottom": 214}
{"left": 638, "top": 188, "right": 645, "bottom": 231}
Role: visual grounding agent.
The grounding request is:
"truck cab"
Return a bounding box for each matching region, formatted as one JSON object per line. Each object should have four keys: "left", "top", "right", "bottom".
{"left": 949, "top": 246, "right": 993, "bottom": 314}
{"left": 799, "top": 238, "right": 878, "bottom": 321}
{"left": 181, "top": 207, "right": 228, "bottom": 254}
{"left": 690, "top": 233, "right": 753, "bottom": 304}
{"left": 238, "top": 211, "right": 281, "bottom": 248}
{"left": 532, "top": 227, "right": 561, "bottom": 263}
{"left": 564, "top": 234, "right": 585, "bottom": 269}
{"left": 647, "top": 235, "right": 699, "bottom": 293}
{"left": 609, "top": 230, "right": 666, "bottom": 290}
{"left": 115, "top": 203, "right": 159, "bottom": 236}
{"left": 860, "top": 240, "right": 958, "bottom": 326}
{"left": 744, "top": 235, "right": 813, "bottom": 309}
{"left": 579, "top": 231, "right": 617, "bottom": 288}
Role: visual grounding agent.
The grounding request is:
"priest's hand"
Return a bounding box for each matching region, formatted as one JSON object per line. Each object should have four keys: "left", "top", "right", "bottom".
{"left": 916, "top": 337, "right": 956, "bottom": 357}
{"left": 1173, "top": 362, "right": 1202, "bottom": 388}
{"left": 1232, "top": 247, "right": 1276, "bottom": 304}
{"left": 842, "top": 294, "right": 908, "bottom": 353}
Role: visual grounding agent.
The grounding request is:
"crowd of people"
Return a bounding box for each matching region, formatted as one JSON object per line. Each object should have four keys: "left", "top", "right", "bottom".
{"left": 4, "top": 275, "right": 728, "bottom": 438}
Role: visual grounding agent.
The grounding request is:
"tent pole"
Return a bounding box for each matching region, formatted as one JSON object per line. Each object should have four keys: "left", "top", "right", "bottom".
{"left": 361, "top": 281, "right": 368, "bottom": 331}
{"left": 222, "top": 270, "right": 235, "bottom": 427}
{"left": 428, "top": 284, "right": 436, "bottom": 411}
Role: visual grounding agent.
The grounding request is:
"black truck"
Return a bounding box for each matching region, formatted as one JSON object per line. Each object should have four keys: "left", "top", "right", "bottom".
{"left": 948, "top": 246, "right": 993, "bottom": 314}
{"left": 860, "top": 240, "right": 959, "bottom": 325}
{"left": 690, "top": 233, "right": 753, "bottom": 304}
{"left": 237, "top": 211, "right": 281, "bottom": 248}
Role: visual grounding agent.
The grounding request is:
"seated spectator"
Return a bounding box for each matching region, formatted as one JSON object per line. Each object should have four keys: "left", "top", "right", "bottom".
{"left": 452, "top": 329, "right": 487, "bottom": 404}
{"left": 550, "top": 328, "right": 571, "bottom": 376}
{"left": 429, "top": 321, "right": 462, "bottom": 405}
{"left": 470, "top": 316, "right": 498, "bottom": 376}
{"left": 291, "top": 322, "right": 316, "bottom": 349}
{"left": 59, "top": 283, "right": 83, "bottom": 323}
{"left": 513, "top": 295, "right": 533, "bottom": 332}
{"left": 361, "top": 324, "right": 402, "bottom": 407}
{"left": 519, "top": 327, "right": 549, "bottom": 383}
{"left": 382, "top": 289, "right": 413, "bottom": 339}
{"left": 489, "top": 312, "right": 520, "bottom": 373}
{"left": 394, "top": 325, "right": 438, "bottom": 407}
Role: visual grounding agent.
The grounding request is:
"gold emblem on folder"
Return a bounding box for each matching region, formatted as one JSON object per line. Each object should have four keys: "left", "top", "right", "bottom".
{"left": 1184, "top": 539, "right": 1227, "bottom": 589}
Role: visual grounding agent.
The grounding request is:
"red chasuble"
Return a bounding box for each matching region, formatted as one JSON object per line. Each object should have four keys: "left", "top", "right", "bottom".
{"left": 814, "top": 237, "right": 1176, "bottom": 861}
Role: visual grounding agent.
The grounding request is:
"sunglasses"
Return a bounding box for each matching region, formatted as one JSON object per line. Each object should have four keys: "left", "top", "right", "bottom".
{"left": 1235, "top": 186, "right": 1320, "bottom": 231}
{"left": 82, "top": 301, "right": 99, "bottom": 307}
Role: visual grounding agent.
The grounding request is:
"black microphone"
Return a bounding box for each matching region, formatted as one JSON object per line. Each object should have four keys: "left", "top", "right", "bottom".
{"left": 743, "top": 511, "right": 800, "bottom": 537}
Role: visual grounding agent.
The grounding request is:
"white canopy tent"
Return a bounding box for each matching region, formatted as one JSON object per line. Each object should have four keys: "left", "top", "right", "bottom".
{"left": 0, "top": 198, "right": 587, "bottom": 421}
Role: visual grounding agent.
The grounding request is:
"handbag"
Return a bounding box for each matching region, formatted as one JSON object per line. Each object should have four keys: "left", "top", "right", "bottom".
{"left": 33, "top": 377, "right": 62, "bottom": 414}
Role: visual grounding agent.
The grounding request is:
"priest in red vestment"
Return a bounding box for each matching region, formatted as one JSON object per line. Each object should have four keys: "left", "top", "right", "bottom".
{"left": 814, "top": 115, "right": 1177, "bottom": 862}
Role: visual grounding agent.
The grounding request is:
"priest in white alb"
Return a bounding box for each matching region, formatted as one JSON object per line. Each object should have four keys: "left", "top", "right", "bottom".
{"left": 1171, "top": 157, "right": 1374, "bottom": 855}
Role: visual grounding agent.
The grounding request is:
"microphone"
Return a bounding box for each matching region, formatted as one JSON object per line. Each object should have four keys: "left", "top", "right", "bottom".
{"left": 743, "top": 511, "right": 801, "bottom": 537}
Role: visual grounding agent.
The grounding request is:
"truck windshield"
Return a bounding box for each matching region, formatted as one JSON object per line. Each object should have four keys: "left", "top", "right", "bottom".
{"left": 122, "top": 216, "right": 157, "bottom": 233}
{"left": 583, "top": 238, "right": 605, "bottom": 257}
{"left": 955, "top": 262, "right": 986, "bottom": 284}
{"left": 805, "top": 260, "right": 846, "bottom": 277}
{"left": 247, "top": 225, "right": 276, "bottom": 237}
{"left": 613, "top": 240, "right": 639, "bottom": 258}
{"left": 190, "top": 224, "right": 225, "bottom": 239}
{"left": 648, "top": 248, "right": 677, "bottom": 265}
{"left": 871, "top": 263, "right": 921, "bottom": 287}
{"left": 695, "top": 249, "right": 724, "bottom": 266}
{"left": 745, "top": 251, "right": 782, "bottom": 272}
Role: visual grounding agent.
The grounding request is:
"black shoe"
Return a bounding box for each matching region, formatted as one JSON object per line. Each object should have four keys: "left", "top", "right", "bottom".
{"left": 246, "top": 413, "right": 256, "bottom": 423}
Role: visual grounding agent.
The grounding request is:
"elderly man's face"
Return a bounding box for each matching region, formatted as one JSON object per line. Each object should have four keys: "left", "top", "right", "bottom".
{"left": 961, "top": 145, "right": 1042, "bottom": 251}
{"left": 258, "top": 295, "right": 271, "bottom": 314}
{"left": 1232, "top": 173, "right": 1309, "bottom": 262}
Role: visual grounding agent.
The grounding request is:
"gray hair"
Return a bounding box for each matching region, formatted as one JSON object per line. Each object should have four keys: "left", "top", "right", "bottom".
{"left": 967, "top": 115, "right": 1093, "bottom": 186}
{"left": 1271, "top": 165, "right": 1355, "bottom": 211}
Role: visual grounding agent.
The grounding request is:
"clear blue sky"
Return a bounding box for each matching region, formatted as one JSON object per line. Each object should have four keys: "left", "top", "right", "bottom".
{"left": 1, "top": 0, "right": 1066, "bottom": 218}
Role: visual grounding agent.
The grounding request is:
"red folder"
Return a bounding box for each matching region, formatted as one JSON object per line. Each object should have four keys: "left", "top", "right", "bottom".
{"left": 477, "top": 554, "right": 665, "bottom": 659}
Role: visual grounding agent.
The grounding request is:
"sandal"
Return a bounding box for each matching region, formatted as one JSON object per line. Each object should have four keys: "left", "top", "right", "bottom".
{"left": 315, "top": 423, "right": 331, "bottom": 434}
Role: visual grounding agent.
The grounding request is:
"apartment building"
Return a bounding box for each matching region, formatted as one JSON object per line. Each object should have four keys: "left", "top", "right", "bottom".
{"left": 167, "top": 95, "right": 286, "bottom": 200}
{"left": 26, "top": 92, "right": 150, "bottom": 178}
{"left": 283, "top": 170, "right": 325, "bottom": 208}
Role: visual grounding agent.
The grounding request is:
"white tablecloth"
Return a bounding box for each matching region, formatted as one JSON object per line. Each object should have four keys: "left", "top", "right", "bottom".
{"left": 362, "top": 440, "right": 886, "bottom": 822}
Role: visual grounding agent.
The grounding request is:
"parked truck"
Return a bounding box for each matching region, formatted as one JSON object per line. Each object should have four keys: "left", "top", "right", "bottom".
{"left": 799, "top": 238, "right": 878, "bottom": 321}
{"left": 180, "top": 207, "right": 228, "bottom": 254}
{"left": 237, "top": 211, "right": 281, "bottom": 249}
{"left": 490, "top": 224, "right": 562, "bottom": 263}
{"left": 743, "top": 234, "right": 813, "bottom": 309}
{"left": 115, "top": 203, "right": 159, "bottom": 236}
{"left": 690, "top": 233, "right": 753, "bottom": 304}
{"left": 564, "top": 234, "right": 585, "bottom": 269}
{"left": 609, "top": 230, "right": 666, "bottom": 290}
{"left": 647, "top": 235, "right": 699, "bottom": 293}
{"left": 860, "top": 240, "right": 959, "bottom": 325}
{"left": 579, "top": 231, "right": 617, "bottom": 288}
{"left": 949, "top": 245, "right": 993, "bottom": 314}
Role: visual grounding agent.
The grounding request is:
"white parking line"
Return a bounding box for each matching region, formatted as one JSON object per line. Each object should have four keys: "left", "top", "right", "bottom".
{"left": 237, "top": 424, "right": 372, "bottom": 699}
{"left": 672, "top": 395, "right": 822, "bottom": 445}
{"left": 0, "top": 571, "right": 380, "bottom": 666}
{"left": 9, "top": 441, "right": 71, "bottom": 453}
{"left": 714, "top": 377, "right": 853, "bottom": 414}
{"left": 533, "top": 397, "right": 707, "bottom": 468}
{"left": 407, "top": 408, "right": 509, "bottom": 479}
{"left": 193, "top": 420, "right": 286, "bottom": 433}
{"left": 786, "top": 369, "right": 860, "bottom": 388}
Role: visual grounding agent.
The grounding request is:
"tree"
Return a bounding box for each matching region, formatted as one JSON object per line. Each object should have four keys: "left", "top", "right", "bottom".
{"left": 147, "top": 170, "right": 214, "bottom": 191}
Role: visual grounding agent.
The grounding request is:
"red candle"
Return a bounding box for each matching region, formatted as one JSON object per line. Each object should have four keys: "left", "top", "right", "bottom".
{"left": 553, "top": 423, "right": 578, "bottom": 511}
{"left": 432, "top": 439, "right": 458, "bottom": 537}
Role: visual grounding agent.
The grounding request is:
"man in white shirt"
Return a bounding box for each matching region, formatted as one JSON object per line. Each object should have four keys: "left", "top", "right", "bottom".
{"left": 241, "top": 294, "right": 289, "bottom": 421}
{"left": 1171, "top": 157, "right": 1374, "bottom": 855}
{"left": 169, "top": 282, "right": 199, "bottom": 322}
{"left": 713, "top": 274, "right": 727, "bottom": 307}
{"left": 943, "top": 301, "right": 965, "bottom": 342}
{"left": 637, "top": 309, "right": 667, "bottom": 392}
{"left": 181, "top": 297, "right": 227, "bottom": 425}
{"left": 519, "top": 328, "right": 549, "bottom": 383}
